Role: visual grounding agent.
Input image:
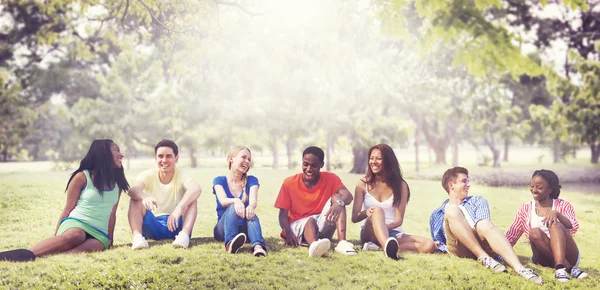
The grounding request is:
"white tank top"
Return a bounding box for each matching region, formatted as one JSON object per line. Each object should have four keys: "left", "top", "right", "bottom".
{"left": 363, "top": 182, "right": 403, "bottom": 231}
{"left": 529, "top": 199, "right": 555, "bottom": 238}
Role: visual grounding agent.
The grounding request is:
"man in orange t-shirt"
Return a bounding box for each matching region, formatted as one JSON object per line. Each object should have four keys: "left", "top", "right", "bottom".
{"left": 275, "top": 146, "right": 357, "bottom": 257}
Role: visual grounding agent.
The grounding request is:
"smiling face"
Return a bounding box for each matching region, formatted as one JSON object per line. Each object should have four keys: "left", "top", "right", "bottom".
{"left": 369, "top": 148, "right": 384, "bottom": 175}
{"left": 155, "top": 146, "right": 178, "bottom": 173}
{"left": 230, "top": 148, "right": 251, "bottom": 174}
{"left": 110, "top": 143, "right": 123, "bottom": 168}
{"left": 530, "top": 175, "right": 552, "bottom": 202}
{"left": 449, "top": 173, "right": 470, "bottom": 200}
{"left": 302, "top": 153, "right": 323, "bottom": 183}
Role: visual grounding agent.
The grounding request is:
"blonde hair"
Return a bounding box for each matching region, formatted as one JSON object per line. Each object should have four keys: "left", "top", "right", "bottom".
{"left": 228, "top": 146, "right": 251, "bottom": 202}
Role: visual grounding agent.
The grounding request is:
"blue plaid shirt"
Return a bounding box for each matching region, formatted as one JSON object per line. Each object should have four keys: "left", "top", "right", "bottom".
{"left": 429, "top": 196, "right": 491, "bottom": 253}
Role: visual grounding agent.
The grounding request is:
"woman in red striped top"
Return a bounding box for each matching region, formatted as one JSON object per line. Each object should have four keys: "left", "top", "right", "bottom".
{"left": 506, "top": 169, "right": 588, "bottom": 282}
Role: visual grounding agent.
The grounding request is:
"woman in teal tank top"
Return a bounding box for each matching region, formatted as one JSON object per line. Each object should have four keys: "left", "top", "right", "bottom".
{"left": 0, "top": 139, "right": 130, "bottom": 262}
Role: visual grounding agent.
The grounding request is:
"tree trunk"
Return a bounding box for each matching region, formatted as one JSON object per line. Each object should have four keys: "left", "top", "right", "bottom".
{"left": 326, "top": 130, "right": 333, "bottom": 171}
{"left": 485, "top": 134, "right": 501, "bottom": 168}
{"left": 271, "top": 135, "right": 279, "bottom": 169}
{"left": 1, "top": 147, "right": 6, "bottom": 162}
{"left": 349, "top": 146, "right": 368, "bottom": 174}
{"left": 553, "top": 138, "right": 560, "bottom": 163}
{"left": 492, "top": 148, "right": 501, "bottom": 167}
{"left": 591, "top": 143, "right": 600, "bottom": 164}
{"left": 286, "top": 137, "right": 293, "bottom": 170}
{"left": 503, "top": 137, "right": 509, "bottom": 162}
{"left": 432, "top": 145, "right": 447, "bottom": 164}
{"left": 451, "top": 139, "right": 458, "bottom": 167}
{"left": 414, "top": 127, "right": 420, "bottom": 173}
{"left": 190, "top": 148, "right": 198, "bottom": 168}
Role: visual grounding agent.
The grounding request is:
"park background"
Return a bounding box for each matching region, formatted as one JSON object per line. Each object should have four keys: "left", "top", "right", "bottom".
{"left": 1, "top": 0, "right": 600, "bottom": 289}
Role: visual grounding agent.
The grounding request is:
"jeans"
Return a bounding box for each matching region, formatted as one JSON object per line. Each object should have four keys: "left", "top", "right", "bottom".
{"left": 213, "top": 205, "right": 266, "bottom": 250}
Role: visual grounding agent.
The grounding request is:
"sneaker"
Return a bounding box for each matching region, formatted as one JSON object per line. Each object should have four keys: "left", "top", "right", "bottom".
{"left": 570, "top": 267, "right": 588, "bottom": 279}
{"left": 517, "top": 267, "right": 543, "bottom": 285}
{"left": 253, "top": 245, "right": 267, "bottom": 257}
{"left": 384, "top": 237, "right": 399, "bottom": 260}
{"left": 362, "top": 242, "right": 380, "bottom": 251}
{"left": 477, "top": 256, "right": 506, "bottom": 273}
{"left": 172, "top": 233, "right": 190, "bottom": 248}
{"left": 335, "top": 240, "right": 357, "bottom": 255}
{"left": 555, "top": 267, "right": 569, "bottom": 282}
{"left": 0, "top": 249, "right": 36, "bottom": 262}
{"left": 226, "top": 233, "right": 246, "bottom": 254}
{"left": 131, "top": 234, "right": 149, "bottom": 250}
{"left": 308, "top": 239, "right": 331, "bottom": 258}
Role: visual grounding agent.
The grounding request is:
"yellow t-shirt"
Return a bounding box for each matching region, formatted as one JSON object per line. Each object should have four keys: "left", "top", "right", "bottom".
{"left": 136, "top": 168, "right": 193, "bottom": 216}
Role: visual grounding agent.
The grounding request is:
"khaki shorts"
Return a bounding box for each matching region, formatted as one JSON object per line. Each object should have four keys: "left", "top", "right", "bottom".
{"left": 444, "top": 217, "right": 495, "bottom": 259}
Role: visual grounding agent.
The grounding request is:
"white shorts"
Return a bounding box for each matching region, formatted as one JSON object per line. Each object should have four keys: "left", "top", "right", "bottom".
{"left": 289, "top": 198, "right": 334, "bottom": 246}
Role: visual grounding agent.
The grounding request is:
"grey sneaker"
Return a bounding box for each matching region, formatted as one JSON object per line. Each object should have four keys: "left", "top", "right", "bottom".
{"left": 555, "top": 267, "right": 569, "bottom": 282}
{"left": 570, "top": 267, "right": 588, "bottom": 279}
{"left": 477, "top": 256, "right": 506, "bottom": 273}
{"left": 518, "top": 267, "right": 543, "bottom": 285}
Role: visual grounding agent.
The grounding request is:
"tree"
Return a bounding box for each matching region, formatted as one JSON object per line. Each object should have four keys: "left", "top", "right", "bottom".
{"left": 566, "top": 48, "right": 600, "bottom": 163}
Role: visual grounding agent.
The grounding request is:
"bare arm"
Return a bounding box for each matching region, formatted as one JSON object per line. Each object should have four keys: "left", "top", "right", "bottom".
{"left": 278, "top": 208, "right": 298, "bottom": 247}
{"left": 107, "top": 191, "right": 122, "bottom": 247}
{"left": 351, "top": 181, "right": 368, "bottom": 223}
{"left": 55, "top": 172, "right": 86, "bottom": 235}
{"left": 245, "top": 184, "right": 259, "bottom": 219}
{"left": 167, "top": 179, "right": 202, "bottom": 231}
{"left": 387, "top": 181, "right": 409, "bottom": 230}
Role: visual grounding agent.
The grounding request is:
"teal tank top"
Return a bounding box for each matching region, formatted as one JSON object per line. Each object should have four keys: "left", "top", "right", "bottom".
{"left": 68, "top": 170, "right": 120, "bottom": 235}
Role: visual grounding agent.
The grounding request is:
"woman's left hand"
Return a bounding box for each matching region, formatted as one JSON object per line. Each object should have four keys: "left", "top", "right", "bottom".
{"left": 542, "top": 210, "right": 559, "bottom": 227}
{"left": 245, "top": 206, "right": 255, "bottom": 220}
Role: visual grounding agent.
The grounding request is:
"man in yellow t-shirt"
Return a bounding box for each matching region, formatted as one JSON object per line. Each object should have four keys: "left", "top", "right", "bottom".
{"left": 127, "top": 139, "right": 202, "bottom": 249}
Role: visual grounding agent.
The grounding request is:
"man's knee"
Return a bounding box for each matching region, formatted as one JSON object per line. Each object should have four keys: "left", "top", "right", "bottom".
{"left": 475, "top": 220, "right": 494, "bottom": 232}
{"left": 444, "top": 205, "right": 467, "bottom": 226}
{"left": 128, "top": 199, "right": 146, "bottom": 217}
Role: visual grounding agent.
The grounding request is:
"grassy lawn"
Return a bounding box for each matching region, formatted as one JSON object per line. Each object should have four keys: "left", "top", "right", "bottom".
{"left": 1, "top": 166, "right": 599, "bottom": 289}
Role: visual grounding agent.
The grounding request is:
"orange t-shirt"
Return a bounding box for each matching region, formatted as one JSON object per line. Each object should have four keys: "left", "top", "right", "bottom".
{"left": 274, "top": 171, "right": 345, "bottom": 223}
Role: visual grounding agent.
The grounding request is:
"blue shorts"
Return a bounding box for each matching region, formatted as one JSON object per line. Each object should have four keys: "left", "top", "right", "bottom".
{"left": 142, "top": 211, "right": 185, "bottom": 240}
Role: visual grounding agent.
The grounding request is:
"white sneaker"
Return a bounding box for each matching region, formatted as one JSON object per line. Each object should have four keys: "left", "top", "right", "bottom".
{"left": 477, "top": 256, "right": 506, "bottom": 273}
{"left": 570, "top": 267, "right": 588, "bottom": 279}
{"left": 362, "top": 242, "right": 380, "bottom": 251}
{"left": 334, "top": 240, "right": 357, "bottom": 255}
{"left": 555, "top": 267, "right": 569, "bottom": 283}
{"left": 131, "top": 234, "right": 149, "bottom": 250}
{"left": 308, "top": 239, "right": 331, "bottom": 258}
{"left": 517, "top": 267, "right": 543, "bottom": 285}
{"left": 172, "top": 233, "right": 190, "bottom": 248}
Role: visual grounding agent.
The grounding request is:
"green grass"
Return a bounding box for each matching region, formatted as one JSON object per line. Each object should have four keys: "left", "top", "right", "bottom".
{"left": 1, "top": 167, "right": 599, "bottom": 289}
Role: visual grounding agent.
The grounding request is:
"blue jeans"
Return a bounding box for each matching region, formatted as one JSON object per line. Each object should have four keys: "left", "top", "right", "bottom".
{"left": 213, "top": 205, "right": 266, "bottom": 250}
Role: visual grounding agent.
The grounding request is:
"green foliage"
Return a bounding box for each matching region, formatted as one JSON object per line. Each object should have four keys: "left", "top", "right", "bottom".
{"left": 0, "top": 70, "right": 37, "bottom": 160}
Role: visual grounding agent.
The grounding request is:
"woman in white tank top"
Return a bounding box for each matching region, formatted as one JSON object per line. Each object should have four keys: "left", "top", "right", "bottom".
{"left": 351, "top": 144, "right": 436, "bottom": 260}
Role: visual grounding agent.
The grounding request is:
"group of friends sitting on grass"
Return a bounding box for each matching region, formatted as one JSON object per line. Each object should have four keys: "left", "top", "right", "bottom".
{"left": 0, "top": 139, "right": 590, "bottom": 285}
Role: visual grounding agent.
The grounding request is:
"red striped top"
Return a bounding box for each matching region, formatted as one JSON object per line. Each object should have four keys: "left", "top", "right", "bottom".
{"left": 506, "top": 198, "right": 579, "bottom": 246}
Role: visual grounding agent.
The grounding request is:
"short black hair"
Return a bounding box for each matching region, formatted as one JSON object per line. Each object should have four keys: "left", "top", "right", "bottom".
{"left": 155, "top": 139, "right": 179, "bottom": 156}
{"left": 302, "top": 146, "right": 324, "bottom": 163}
